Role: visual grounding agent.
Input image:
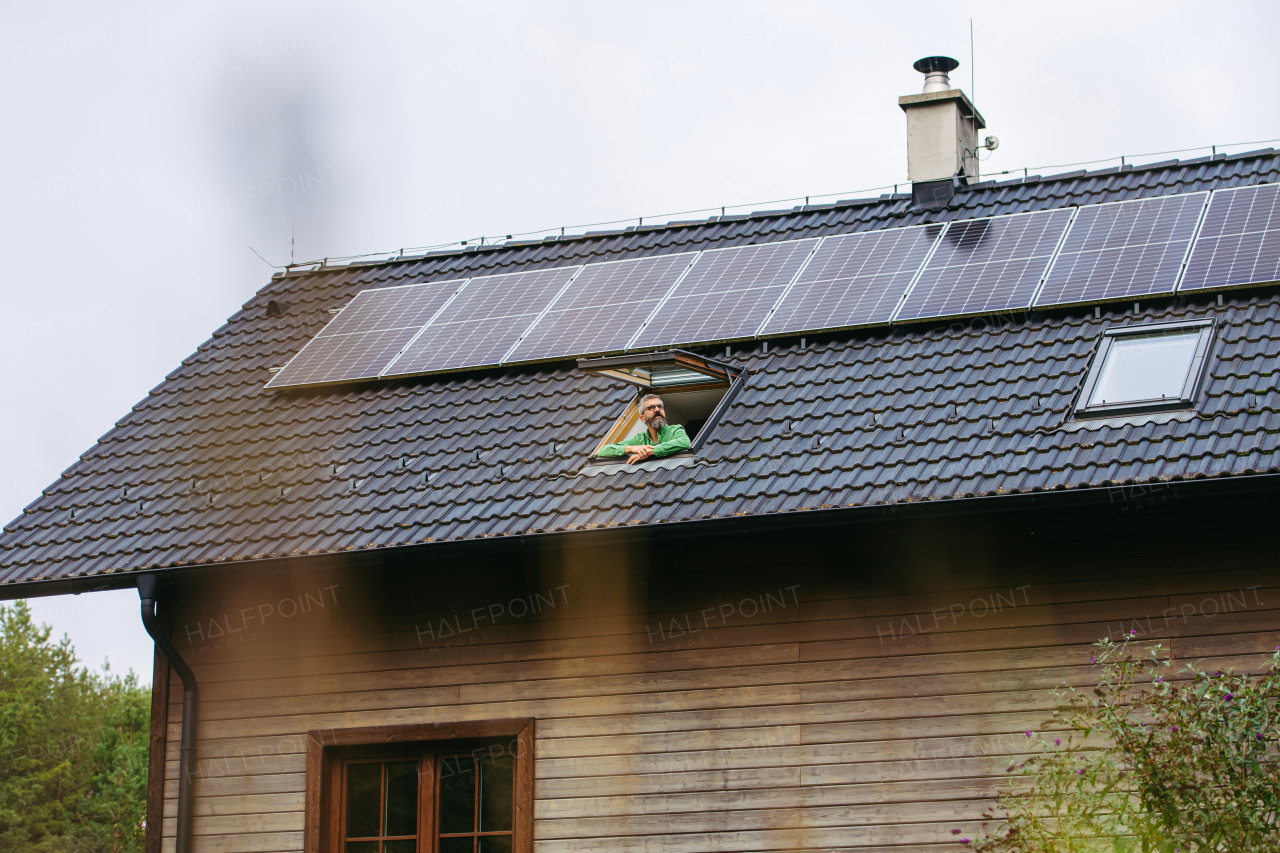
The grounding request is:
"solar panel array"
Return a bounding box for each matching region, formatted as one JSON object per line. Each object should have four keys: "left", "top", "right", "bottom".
{"left": 384, "top": 267, "right": 581, "bottom": 376}
{"left": 265, "top": 280, "right": 465, "bottom": 389}
{"left": 1035, "top": 193, "right": 1208, "bottom": 307}
{"left": 1180, "top": 184, "right": 1280, "bottom": 292}
{"left": 267, "top": 183, "right": 1280, "bottom": 389}
{"left": 506, "top": 253, "right": 695, "bottom": 364}
{"left": 896, "top": 209, "right": 1074, "bottom": 321}
{"left": 632, "top": 239, "right": 819, "bottom": 348}
{"left": 761, "top": 225, "right": 940, "bottom": 335}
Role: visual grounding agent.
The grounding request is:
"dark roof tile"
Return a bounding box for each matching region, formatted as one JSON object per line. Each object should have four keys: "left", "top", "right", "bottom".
{"left": 5, "top": 154, "right": 1280, "bottom": 586}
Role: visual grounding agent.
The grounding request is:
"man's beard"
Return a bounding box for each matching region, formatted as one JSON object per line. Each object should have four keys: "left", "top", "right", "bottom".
{"left": 648, "top": 414, "right": 667, "bottom": 431}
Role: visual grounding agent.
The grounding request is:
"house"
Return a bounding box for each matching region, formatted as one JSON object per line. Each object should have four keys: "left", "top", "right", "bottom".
{"left": 3, "top": 58, "right": 1280, "bottom": 853}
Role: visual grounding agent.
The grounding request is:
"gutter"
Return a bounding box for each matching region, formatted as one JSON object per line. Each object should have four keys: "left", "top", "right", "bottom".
{"left": 137, "top": 573, "right": 197, "bottom": 853}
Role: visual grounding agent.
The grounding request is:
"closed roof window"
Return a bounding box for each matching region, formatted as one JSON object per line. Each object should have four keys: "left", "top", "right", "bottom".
{"left": 1076, "top": 320, "right": 1214, "bottom": 418}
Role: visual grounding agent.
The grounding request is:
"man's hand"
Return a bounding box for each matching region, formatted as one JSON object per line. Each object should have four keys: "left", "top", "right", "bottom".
{"left": 624, "top": 445, "right": 655, "bottom": 464}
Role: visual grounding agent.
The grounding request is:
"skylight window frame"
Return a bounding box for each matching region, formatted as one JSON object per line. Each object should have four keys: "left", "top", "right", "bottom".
{"left": 578, "top": 349, "right": 747, "bottom": 460}
{"left": 1073, "top": 319, "right": 1214, "bottom": 420}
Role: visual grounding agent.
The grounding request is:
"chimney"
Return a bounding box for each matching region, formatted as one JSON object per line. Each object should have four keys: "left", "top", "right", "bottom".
{"left": 899, "top": 56, "right": 986, "bottom": 211}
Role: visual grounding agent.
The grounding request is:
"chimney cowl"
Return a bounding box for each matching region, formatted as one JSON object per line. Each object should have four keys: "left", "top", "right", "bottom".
{"left": 913, "top": 55, "right": 959, "bottom": 93}
{"left": 899, "top": 56, "right": 986, "bottom": 192}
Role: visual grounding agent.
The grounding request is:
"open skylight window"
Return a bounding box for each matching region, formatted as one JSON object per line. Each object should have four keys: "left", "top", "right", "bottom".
{"left": 1075, "top": 320, "right": 1214, "bottom": 418}
{"left": 579, "top": 350, "right": 746, "bottom": 462}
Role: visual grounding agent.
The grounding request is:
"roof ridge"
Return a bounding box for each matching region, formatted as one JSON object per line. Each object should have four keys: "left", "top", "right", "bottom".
{"left": 270, "top": 149, "right": 1279, "bottom": 281}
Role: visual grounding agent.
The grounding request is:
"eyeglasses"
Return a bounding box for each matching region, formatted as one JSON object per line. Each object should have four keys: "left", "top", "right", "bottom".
{"left": 642, "top": 403, "right": 665, "bottom": 413}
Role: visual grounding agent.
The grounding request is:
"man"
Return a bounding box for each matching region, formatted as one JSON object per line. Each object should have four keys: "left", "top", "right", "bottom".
{"left": 598, "top": 393, "right": 690, "bottom": 464}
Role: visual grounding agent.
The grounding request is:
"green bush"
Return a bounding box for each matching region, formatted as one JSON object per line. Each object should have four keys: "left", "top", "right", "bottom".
{"left": 957, "top": 636, "right": 1280, "bottom": 852}
{"left": 0, "top": 601, "right": 149, "bottom": 853}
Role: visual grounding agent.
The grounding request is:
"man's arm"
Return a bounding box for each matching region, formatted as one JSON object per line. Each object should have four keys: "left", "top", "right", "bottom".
{"left": 651, "top": 424, "right": 690, "bottom": 458}
{"left": 597, "top": 431, "right": 650, "bottom": 458}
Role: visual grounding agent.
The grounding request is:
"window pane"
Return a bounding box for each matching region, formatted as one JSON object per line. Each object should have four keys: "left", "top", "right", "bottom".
{"left": 439, "top": 837, "right": 475, "bottom": 853}
{"left": 478, "top": 755, "right": 514, "bottom": 832}
{"left": 384, "top": 761, "right": 418, "bottom": 837}
{"left": 346, "top": 763, "right": 382, "bottom": 839}
{"left": 345, "top": 842, "right": 378, "bottom": 853}
{"left": 384, "top": 841, "right": 416, "bottom": 853}
{"left": 1089, "top": 331, "right": 1199, "bottom": 407}
{"left": 438, "top": 756, "right": 477, "bottom": 834}
{"left": 479, "top": 835, "right": 513, "bottom": 853}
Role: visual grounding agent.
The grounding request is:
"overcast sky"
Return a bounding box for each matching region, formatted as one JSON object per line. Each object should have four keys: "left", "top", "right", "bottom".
{"left": 4, "top": 1, "right": 1278, "bottom": 682}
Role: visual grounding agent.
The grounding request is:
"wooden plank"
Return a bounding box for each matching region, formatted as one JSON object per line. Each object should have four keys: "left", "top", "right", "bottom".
{"left": 534, "top": 797, "right": 990, "bottom": 839}
{"left": 165, "top": 684, "right": 803, "bottom": 743}
{"left": 173, "top": 584, "right": 1279, "bottom": 688}
{"left": 164, "top": 812, "right": 301, "bottom": 835}
{"left": 175, "top": 587, "right": 1124, "bottom": 679}
{"left": 165, "top": 693, "right": 1058, "bottom": 774}
{"left": 172, "top": 642, "right": 1118, "bottom": 730}
{"left": 162, "top": 793, "right": 302, "bottom": 819}
{"left": 517, "top": 719, "right": 535, "bottom": 853}
{"left": 804, "top": 753, "right": 1028, "bottom": 786}
{"left": 168, "top": 618, "right": 1278, "bottom": 740}
{"left": 532, "top": 730, "right": 1063, "bottom": 782}
{"left": 537, "top": 689, "right": 1057, "bottom": 739}
{"left": 523, "top": 819, "right": 990, "bottom": 852}
{"left": 161, "top": 830, "right": 303, "bottom": 853}
{"left": 183, "top": 575, "right": 1278, "bottom": 691}
{"left": 166, "top": 773, "right": 306, "bottom": 800}
{"left": 535, "top": 776, "right": 1000, "bottom": 820}
{"left": 536, "top": 766, "right": 802, "bottom": 799}
{"left": 184, "top": 643, "right": 800, "bottom": 707}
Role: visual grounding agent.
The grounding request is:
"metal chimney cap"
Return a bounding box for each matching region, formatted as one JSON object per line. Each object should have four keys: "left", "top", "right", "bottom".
{"left": 913, "top": 56, "right": 959, "bottom": 74}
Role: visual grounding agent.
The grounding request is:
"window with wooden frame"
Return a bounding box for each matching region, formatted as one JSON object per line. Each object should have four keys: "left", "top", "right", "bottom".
{"left": 305, "top": 720, "right": 534, "bottom": 853}
{"left": 579, "top": 349, "right": 747, "bottom": 460}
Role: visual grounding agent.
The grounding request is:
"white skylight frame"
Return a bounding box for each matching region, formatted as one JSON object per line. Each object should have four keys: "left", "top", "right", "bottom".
{"left": 1074, "top": 319, "right": 1215, "bottom": 419}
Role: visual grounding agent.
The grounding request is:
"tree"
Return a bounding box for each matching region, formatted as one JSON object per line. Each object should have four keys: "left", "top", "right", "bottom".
{"left": 957, "top": 637, "right": 1280, "bottom": 852}
{"left": 0, "top": 601, "right": 149, "bottom": 853}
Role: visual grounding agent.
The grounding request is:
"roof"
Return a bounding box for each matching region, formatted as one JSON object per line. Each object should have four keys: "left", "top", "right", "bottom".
{"left": 4, "top": 151, "right": 1280, "bottom": 592}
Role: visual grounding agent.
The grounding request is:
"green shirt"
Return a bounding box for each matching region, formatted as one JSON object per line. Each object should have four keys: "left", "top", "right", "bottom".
{"left": 598, "top": 423, "right": 691, "bottom": 458}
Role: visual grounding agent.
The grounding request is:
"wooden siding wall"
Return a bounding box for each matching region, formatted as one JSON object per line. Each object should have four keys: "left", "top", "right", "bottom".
{"left": 158, "top": 500, "right": 1280, "bottom": 853}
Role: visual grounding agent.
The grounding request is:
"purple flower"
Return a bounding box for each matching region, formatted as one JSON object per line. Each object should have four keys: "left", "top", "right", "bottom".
{"left": 1091, "top": 657, "right": 1097, "bottom": 663}
{"left": 1025, "top": 731, "right": 1032, "bottom": 737}
{"left": 951, "top": 829, "right": 961, "bottom": 835}
{"left": 960, "top": 840, "right": 971, "bottom": 846}
{"left": 1055, "top": 738, "right": 1061, "bottom": 746}
{"left": 1156, "top": 676, "right": 1163, "bottom": 683}
{"left": 1171, "top": 726, "right": 1178, "bottom": 732}
{"left": 1257, "top": 733, "right": 1264, "bottom": 741}
{"left": 1130, "top": 629, "right": 1138, "bottom": 635}
{"left": 1077, "top": 769, "right": 1084, "bottom": 774}
{"left": 1225, "top": 694, "right": 1234, "bottom": 701}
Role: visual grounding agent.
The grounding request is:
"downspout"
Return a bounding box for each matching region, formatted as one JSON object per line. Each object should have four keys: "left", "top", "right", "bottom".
{"left": 137, "top": 573, "right": 197, "bottom": 853}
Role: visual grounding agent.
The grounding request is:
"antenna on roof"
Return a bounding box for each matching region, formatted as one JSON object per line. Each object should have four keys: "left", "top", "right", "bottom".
{"left": 291, "top": 221, "right": 295, "bottom": 265}
{"left": 970, "top": 19, "right": 975, "bottom": 100}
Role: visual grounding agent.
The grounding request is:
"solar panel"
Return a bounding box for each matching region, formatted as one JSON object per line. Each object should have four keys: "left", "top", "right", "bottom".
{"left": 382, "top": 266, "right": 581, "bottom": 376}
{"left": 895, "top": 209, "right": 1074, "bottom": 322}
{"left": 1179, "top": 184, "right": 1280, "bottom": 293}
{"left": 760, "top": 225, "right": 941, "bottom": 336}
{"left": 504, "top": 252, "right": 696, "bottom": 364}
{"left": 630, "top": 238, "right": 819, "bottom": 348}
{"left": 265, "top": 280, "right": 466, "bottom": 389}
{"left": 1035, "top": 192, "right": 1208, "bottom": 307}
